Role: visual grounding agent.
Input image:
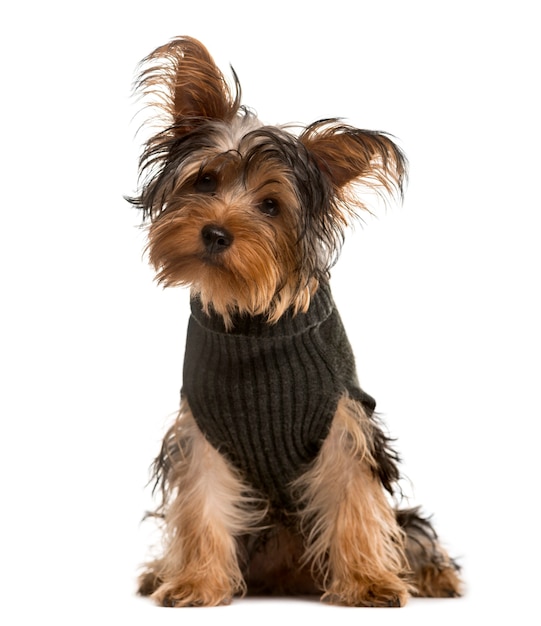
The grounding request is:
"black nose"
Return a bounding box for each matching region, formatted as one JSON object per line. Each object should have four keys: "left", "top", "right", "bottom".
{"left": 201, "top": 224, "right": 233, "bottom": 253}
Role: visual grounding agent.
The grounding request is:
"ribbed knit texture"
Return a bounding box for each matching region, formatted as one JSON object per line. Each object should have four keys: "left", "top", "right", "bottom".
{"left": 182, "top": 282, "right": 376, "bottom": 509}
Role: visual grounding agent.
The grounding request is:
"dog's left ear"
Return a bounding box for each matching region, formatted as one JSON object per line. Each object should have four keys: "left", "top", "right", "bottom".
{"left": 129, "top": 38, "right": 242, "bottom": 220}
{"left": 300, "top": 120, "right": 407, "bottom": 206}
{"left": 135, "top": 36, "right": 240, "bottom": 136}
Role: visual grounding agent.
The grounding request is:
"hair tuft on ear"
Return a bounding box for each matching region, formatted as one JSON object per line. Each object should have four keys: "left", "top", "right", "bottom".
{"left": 133, "top": 36, "right": 241, "bottom": 136}
{"left": 300, "top": 119, "right": 408, "bottom": 212}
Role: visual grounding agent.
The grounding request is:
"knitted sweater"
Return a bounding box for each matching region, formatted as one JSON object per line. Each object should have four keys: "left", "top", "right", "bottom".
{"left": 182, "top": 282, "right": 376, "bottom": 509}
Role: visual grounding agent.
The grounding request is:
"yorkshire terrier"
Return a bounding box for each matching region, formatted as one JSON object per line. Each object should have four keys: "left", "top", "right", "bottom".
{"left": 128, "top": 36, "right": 462, "bottom": 607}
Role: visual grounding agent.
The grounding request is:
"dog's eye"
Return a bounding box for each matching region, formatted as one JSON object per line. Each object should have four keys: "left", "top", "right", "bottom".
{"left": 195, "top": 173, "right": 218, "bottom": 193}
{"left": 259, "top": 198, "right": 280, "bottom": 217}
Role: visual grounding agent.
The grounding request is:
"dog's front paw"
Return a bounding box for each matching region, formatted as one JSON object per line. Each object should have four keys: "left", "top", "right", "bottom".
{"left": 139, "top": 563, "right": 238, "bottom": 607}
{"left": 324, "top": 576, "right": 410, "bottom": 607}
{"left": 159, "top": 589, "right": 233, "bottom": 608}
{"left": 152, "top": 578, "right": 235, "bottom": 607}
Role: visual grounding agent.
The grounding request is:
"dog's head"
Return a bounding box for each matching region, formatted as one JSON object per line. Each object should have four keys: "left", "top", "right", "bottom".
{"left": 129, "top": 37, "right": 406, "bottom": 326}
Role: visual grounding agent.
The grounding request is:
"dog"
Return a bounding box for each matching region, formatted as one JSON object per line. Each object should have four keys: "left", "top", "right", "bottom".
{"left": 128, "top": 36, "right": 462, "bottom": 607}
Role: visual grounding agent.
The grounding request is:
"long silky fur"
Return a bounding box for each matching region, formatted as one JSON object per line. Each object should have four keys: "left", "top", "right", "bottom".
{"left": 293, "top": 395, "right": 412, "bottom": 606}
{"left": 140, "top": 400, "right": 267, "bottom": 606}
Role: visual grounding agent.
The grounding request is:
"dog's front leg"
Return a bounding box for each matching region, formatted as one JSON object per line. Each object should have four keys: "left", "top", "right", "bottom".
{"left": 295, "top": 396, "right": 411, "bottom": 607}
{"left": 139, "top": 402, "right": 263, "bottom": 607}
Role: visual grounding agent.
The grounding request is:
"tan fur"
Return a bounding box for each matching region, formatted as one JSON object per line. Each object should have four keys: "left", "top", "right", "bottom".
{"left": 140, "top": 401, "right": 266, "bottom": 606}
{"left": 294, "top": 396, "right": 412, "bottom": 606}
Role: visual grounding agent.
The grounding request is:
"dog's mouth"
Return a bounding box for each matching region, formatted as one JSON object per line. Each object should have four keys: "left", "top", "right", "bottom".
{"left": 200, "top": 252, "right": 228, "bottom": 268}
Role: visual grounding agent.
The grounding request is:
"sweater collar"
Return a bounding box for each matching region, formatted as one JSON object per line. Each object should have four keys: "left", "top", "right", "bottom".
{"left": 189, "top": 282, "right": 335, "bottom": 338}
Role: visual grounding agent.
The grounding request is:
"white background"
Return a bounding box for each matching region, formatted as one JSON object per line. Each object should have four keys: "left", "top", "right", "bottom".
{"left": 1, "top": 1, "right": 539, "bottom": 624}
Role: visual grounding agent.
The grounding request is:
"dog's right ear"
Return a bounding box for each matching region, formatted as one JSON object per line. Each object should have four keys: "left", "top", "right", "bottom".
{"left": 135, "top": 36, "right": 241, "bottom": 135}
{"left": 300, "top": 120, "right": 407, "bottom": 210}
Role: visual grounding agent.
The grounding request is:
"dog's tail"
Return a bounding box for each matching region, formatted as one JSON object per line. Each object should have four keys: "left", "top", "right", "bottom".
{"left": 396, "top": 507, "right": 463, "bottom": 597}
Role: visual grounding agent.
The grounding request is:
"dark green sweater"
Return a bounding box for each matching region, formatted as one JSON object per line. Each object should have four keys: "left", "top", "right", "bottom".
{"left": 182, "top": 282, "right": 376, "bottom": 509}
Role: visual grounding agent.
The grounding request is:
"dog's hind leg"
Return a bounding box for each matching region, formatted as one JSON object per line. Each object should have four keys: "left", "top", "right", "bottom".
{"left": 397, "top": 507, "right": 462, "bottom": 597}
